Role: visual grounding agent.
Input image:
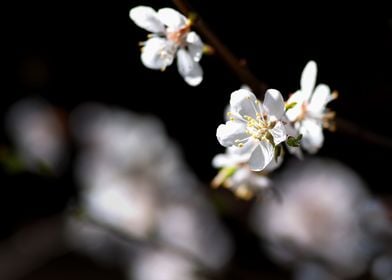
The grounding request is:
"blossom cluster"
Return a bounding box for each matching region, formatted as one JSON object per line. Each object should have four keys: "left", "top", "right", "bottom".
{"left": 213, "top": 61, "right": 337, "bottom": 198}
{"left": 129, "top": 5, "right": 337, "bottom": 199}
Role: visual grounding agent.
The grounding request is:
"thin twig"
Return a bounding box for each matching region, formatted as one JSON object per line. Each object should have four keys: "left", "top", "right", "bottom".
{"left": 173, "top": 0, "right": 267, "bottom": 96}
{"left": 335, "top": 116, "right": 392, "bottom": 149}
{"left": 172, "top": 0, "right": 392, "bottom": 150}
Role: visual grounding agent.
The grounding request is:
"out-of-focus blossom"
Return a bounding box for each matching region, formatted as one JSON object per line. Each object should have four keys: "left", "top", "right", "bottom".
{"left": 68, "top": 103, "right": 232, "bottom": 274}
{"left": 251, "top": 158, "right": 391, "bottom": 279}
{"left": 211, "top": 147, "right": 281, "bottom": 200}
{"left": 372, "top": 254, "right": 392, "bottom": 280}
{"left": 286, "top": 61, "right": 337, "bottom": 153}
{"left": 130, "top": 6, "right": 204, "bottom": 86}
{"left": 131, "top": 249, "right": 202, "bottom": 280}
{"left": 216, "top": 89, "right": 287, "bottom": 171}
{"left": 5, "top": 98, "right": 67, "bottom": 175}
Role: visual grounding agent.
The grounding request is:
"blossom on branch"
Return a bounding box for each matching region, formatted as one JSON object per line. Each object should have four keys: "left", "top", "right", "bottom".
{"left": 130, "top": 6, "right": 204, "bottom": 86}
{"left": 212, "top": 147, "right": 282, "bottom": 200}
{"left": 216, "top": 89, "right": 287, "bottom": 172}
{"left": 286, "top": 61, "right": 337, "bottom": 153}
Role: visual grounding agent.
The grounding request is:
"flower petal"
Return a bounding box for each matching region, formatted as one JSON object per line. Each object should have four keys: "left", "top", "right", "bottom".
{"left": 157, "top": 8, "right": 187, "bottom": 30}
{"left": 285, "top": 90, "right": 304, "bottom": 121}
{"left": 176, "top": 48, "right": 203, "bottom": 86}
{"left": 269, "top": 121, "right": 287, "bottom": 145}
{"left": 300, "top": 60, "right": 317, "bottom": 101}
{"left": 230, "top": 89, "right": 259, "bottom": 119}
{"left": 263, "top": 89, "right": 285, "bottom": 120}
{"left": 231, "top": 168, "right": 250, "bottom": 185}
{"left": 249, "top": 174, "right": 271, "bottom": 189}
{"left": 308, "top": 84, "right": 331, "bottom": 115}
{"left": 212, "top": 153, "right": 229, "bottom": 168}
{"left": 249, "top": 141, "right": 274, "bottom": 171}
{"left": 300, "top": 119, "right": 324, "bottom": 154}
{"left": 186, "top": 32, "right": 203, "bottom": 62}
{"left": 129, "top": 6, "right": 165, "bottom": 33}
{"left": 264, "top": 152, "right": 283, "bottom": 172}
{"left": 216, "top": 121, "right": 248, "bottom": 147}
{"left": 141, "top": 38, "right": 175, "bottom": 70}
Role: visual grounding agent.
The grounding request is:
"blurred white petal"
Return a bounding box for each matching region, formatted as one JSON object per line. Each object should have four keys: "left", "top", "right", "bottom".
{"left": 157, "top": 8, "right": 187, "bottom": 30}
{"left": 130, "top": 6, "right": 165, "bottom": 33}
{"left": 176, "top": 48, "right": 203, "bottom": 86}
{"left": 141, "top": 37, "right": 175, "bottom": 70}
{"left": 308, "top": 84, "right": 331, "bottom": 115}
{"left": 300, "top": 60, "right": 317, "bottom": 101}
{"left": 186, "top": 32, "right": 203, "bottom": 62}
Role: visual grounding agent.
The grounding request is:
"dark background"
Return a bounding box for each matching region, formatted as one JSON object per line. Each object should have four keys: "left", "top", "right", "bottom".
{"left": 1, "top": 1, "right": 392, "bottom": 279}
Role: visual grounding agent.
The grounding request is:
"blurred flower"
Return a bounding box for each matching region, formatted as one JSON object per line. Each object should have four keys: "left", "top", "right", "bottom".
{"left": 211, "top": 147, "right": 282, "bottom": 200}
{"left": 286, "top": 61, "right": 337, "bottom": 153}
{"left": 5, "top": 98, "right": 67, "bottom": 175}
{"left": 251, "top": 158, "right": 391, "bottom": 279}
{"left": 68, "top": 103, "right": 232, "bottom": 274}
{"left": 216, "top": 89, "right": 287, "bottom": 171}
{"left": 131, "top": 249, "right": 202, "bottom": 280}
{"left": 130, "top": 6, "right": 204, "bottom": 86}
{"left": 372, "top": 254, "right": 392, "bottom": 280}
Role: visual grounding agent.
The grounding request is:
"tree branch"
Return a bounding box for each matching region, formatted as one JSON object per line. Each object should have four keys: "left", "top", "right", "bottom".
{"left": 172, "top": 0, "right": 392, "bottom": 150}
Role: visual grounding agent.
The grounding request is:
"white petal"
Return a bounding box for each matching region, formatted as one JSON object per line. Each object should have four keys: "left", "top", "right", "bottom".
{"left": 230, "top": 89, "right": 259, "bottom": 119}
{"left": 300, "top": 60, "right": 317, "bottom": 101}
{"left": 300, "top": 119, "right": 324, "bottom": 154}
{"left": 216, "top": 121, "right": 248, "bottom": 147}
{"left": 264, "top": 152, "right": 283, "bottom": 172}
{"left": 230, "top": 140, "right": 255, "bottom": 158}
{"left": 263, "top": 89, "right": 285, "bottom": 120}
{"left": 176, "top": 48, "right": 203, "bottom": 86}
{"left": 141, "top": 38, "right": 174, "bottom": 70}
{"left": 249, "top": 174, "right": 271, "bottom": 189}
{"left": 308, "top": 84, "right": 331, "bottom": 115}
{"left": 285, "top": 90, "right": 304, "bottom": 121}
{"left": 269, "top": 121, "right": 287, "bottom": 145}
{"left": 282, "top": 116, "right": 299, "bottom": 137}
{"left": 231, "top": 168, "right": 250, "bottom": 185}
{"left": 157, "top": 8, "right": 187, "bottom": 30}
{"left": 186, "top": 32, "right": 204, "bottom": 62}
{"left": 212, "top": 153, "right": 230, "bottom": 168}
{"left": 129, "top": 6, "right": 165, "bottom": 33}
{"left": 248, "top": 141, "right": 274, "bottom": 171}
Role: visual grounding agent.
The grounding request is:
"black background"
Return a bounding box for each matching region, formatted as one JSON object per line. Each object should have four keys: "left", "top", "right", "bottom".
{"left": 2, "top": 1, "right": 392, "bottom": 279}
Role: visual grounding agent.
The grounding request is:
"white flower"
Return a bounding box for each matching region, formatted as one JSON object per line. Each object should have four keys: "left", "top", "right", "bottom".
{"left": 212, "top": 146, "right": 283, "bottom": 199}
{"left": 216, "top": 89, "right": 287, "bottom": 171}
{"left": 130, "top": 6, "right": 204, "bottom": 86}
{"left": 286, "top": 61, "right": 337, "bottom": 153}
{"left": 6, "top": 98, "right": 67, "bottom": 175}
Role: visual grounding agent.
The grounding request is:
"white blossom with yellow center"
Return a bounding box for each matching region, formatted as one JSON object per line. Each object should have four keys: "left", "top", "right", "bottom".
{"left": 286, "top": 61, "right": 337, "bottom": 153}
{"left": 217, "top": 89, "right": 287, "bottom": 171}
{"left": 130, "top": 6, "right": 204, "bottom": 86}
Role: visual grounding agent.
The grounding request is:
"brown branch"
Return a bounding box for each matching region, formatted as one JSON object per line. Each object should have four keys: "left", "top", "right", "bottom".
{"left": 173, "top": 0, "right": 392, "bottom": 150}
{"left": 173, "top": 0, "right": 267, "bottom": 96}
{"left": 335, "top": 117, "right": 392, "bottom": 149}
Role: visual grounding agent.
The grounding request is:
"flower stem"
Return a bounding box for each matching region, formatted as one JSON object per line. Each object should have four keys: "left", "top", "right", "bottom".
{"left": 172, "top": 0, "right": 267, "bottom": 96}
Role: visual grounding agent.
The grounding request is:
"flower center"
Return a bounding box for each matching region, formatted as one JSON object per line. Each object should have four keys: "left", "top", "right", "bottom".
{"left": 244, "top": 114, "right": 272, "bottom": 142}
{"left": 166, "top": 21, "right": 191, "bottom": 46}
{"left": 158, "top": 43, "right": 178, "bottom": 70}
